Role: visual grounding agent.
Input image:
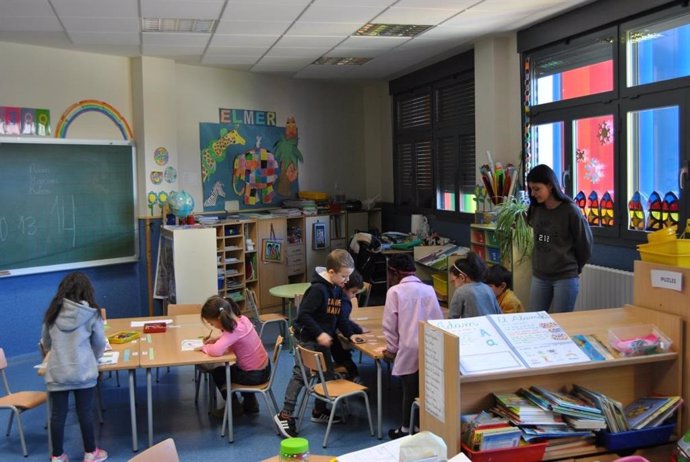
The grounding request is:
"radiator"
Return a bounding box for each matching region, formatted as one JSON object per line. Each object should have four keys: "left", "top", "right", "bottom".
{"left": 574, "top": 264, "right": 634, "bottom": 311}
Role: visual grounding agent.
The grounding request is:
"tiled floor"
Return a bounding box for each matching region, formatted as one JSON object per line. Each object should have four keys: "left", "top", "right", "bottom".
{"left": 0, "top": 327, "right": 403, "bottom": 462}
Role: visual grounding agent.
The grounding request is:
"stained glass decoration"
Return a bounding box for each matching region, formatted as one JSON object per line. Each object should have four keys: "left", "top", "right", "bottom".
{"left": 575, "top": 191, "right": 587, "bottom": 216}
{"left": 628, "top": 191, "right": 645, "bottom": 230}
{"left": 646, "top": 191, "right": 663, "bottom": 231}
{"left": 601, "top": 191, "right": 614, "bottom": 227}
{"left": 662, "top": 191, "right": 679, "bottom": 228}
{"left": 587, "top": 191, "right": 601, "bottom": 226}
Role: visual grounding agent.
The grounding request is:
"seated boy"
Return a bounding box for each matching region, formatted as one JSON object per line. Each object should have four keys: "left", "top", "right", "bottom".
{"left": 274, "top": 249, "right": 362, "bottom": 438}
{"left": 484, "top": 264, "right": 524, "bottom": 313}
{"left": 331, "top": 270, "right": 366, "bottom": 383}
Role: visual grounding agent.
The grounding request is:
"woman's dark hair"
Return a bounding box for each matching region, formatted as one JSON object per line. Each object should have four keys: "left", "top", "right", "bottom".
{"left": 344, "top": 270, "right": 364, "bottom": 291}
{"left": 44, "top": 272, "right": 100, "bottom": 326}
{"left": 201, "top": 296, "right": 242, "bottom": 333}
{"left": 450, "top": 252, "right": 488, "bottom": 282}
{"left": 484, "top": 264, "right": 513, "bottom": 290}
{"left": 526, "top": 164, "right": 572, "bottom": 220}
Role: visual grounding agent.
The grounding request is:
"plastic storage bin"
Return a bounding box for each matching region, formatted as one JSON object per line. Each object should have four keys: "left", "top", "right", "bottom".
{"left": 432, "top": 273, "right": 448, "bottom": 301}
{"left": 462, "top": 442, "right": 547, "bottom": 462}
{"left": 608, "top": 324, "right": 672, "bottom": 357}
{"left": 596, "top": 423, "right": 675, "bottom": 452}
{"left": 637, "top": 239, "right": 690, "bottom": 268}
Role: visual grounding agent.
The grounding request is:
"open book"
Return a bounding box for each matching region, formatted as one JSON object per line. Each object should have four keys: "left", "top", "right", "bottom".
{"left": 429, "top": 311, "right": 591, "bottom": 375}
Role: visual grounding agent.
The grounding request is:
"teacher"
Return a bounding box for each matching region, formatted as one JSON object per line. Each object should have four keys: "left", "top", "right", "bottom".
{"left": 526, "top": 164, "right": 593, "bottom": 313}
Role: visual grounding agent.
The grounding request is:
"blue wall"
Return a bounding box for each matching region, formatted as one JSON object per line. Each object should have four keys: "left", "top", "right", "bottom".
{"left": 0, "top": 219, "right": 163, "bottom": 357}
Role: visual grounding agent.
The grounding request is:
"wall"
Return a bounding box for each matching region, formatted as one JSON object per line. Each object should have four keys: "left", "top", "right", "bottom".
{"left": 0, "top": 41, "right": 390, "bottom": 356}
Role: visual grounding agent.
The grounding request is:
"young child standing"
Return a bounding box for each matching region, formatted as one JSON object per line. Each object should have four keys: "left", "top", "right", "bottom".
{"left": 41, "top": 272, "right": 108, "bottom": 462}
{"left": 383, "top": 253, "right": 443, "bottom": 439}
{"left": 199, "top": 296, "right": 269, "bottom": 417}
{"left": 330, "top": 270, "right": 366, "bottom": 382}
{"left": 274, "top": 249, "right": 360, "bottom": 438}
{"left": 484, "top": 264, "right": 524, "bottom": 314}
{"left": 448, "top": 251, "right": 502, "bottom": 319}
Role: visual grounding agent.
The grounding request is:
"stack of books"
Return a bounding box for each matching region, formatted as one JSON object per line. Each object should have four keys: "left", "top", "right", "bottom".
{"left": 520, "top": 386, "right": 606, "bottom": 430}
{"left": 572, "top": 384, "right": 628, "bottom": 432}
{"left": 492, "top": 392, "right": 564, "bottom": 426}
{"left": 624, "top": 396, "right": 682, "bottom": 430}
{"left": 571, "top": 334, "right": 616, "bottom": 361}
{"left": 461, "top": 411, "right": 522, "bottom": 451}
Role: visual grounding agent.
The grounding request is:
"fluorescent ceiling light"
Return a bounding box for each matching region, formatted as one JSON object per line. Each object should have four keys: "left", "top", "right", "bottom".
{"left": 313, "top": 57, "right": 372, "bottom": 65}
{"left": 142, "top": 18, "right": 217, "bottom": 33}
{"left": 355, "top": 23, "right": 432, "bottom": 37}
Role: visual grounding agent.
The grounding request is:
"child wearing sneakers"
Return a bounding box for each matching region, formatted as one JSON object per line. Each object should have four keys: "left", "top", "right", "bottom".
{"left": 331, "top": 270, "right": 366, "bottom": 382}
{"left": 41, "top": 272, "right": 108, "bottom": 462}
{"left": 484, "top": 264, "right": 524, "bottom": 314}
{"left": 199, "top": 296, "right": 270, "bottom": 418}
{"left": 383, "top": 254, "right": 443, "bottom": 440}
{"left": 274, "top": 249, "right": 363, "bottom": 438}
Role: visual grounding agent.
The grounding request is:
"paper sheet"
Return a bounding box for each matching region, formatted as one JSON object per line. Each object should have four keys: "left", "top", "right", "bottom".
{"left": 98, "top": 351, "right": 120, "bottom": 365}
{"left": 181, "top": 339, "right": 204, "bottom": 351}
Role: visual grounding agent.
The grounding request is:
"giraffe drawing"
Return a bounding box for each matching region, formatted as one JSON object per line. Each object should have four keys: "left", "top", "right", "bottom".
{"left": 201, "top": 127, "right": 247, "bottom": 182}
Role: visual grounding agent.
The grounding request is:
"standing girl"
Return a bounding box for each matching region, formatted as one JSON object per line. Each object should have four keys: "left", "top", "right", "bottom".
{"left": 41, "top": 272, "right": 108, "bottom": 462}
{"left": 527, "top": 164, "right": 593, "bottom": 313}
{"left": 448, "top": 251, "right": 502, "bottom": 319}
{"left": 200, "top": 296, "right": 270, "bottom": 417}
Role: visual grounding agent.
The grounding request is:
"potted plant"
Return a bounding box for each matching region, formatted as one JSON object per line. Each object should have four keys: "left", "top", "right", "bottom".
{"left": 495, "top": 195, "right": 533, "bottom": 264}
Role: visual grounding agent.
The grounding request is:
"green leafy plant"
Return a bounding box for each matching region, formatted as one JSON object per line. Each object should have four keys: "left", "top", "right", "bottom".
{"left": 495, "top": 196, "right": 533, "bottom": 264}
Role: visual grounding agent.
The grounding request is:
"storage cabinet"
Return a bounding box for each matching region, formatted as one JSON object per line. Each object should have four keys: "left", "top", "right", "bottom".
{"left": 419, "top": 305, "right": 682, "bottom": 459}
{"left": 256, "top": 217, "right": 288, "bottom": 311}
{"left": 213, "top": 219, "right": 257, "bottom": 310}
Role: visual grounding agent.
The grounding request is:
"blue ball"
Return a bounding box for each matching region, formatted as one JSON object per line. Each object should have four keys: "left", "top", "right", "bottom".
{"left": 168, "top": 190, "right": 195, "bottom": 218}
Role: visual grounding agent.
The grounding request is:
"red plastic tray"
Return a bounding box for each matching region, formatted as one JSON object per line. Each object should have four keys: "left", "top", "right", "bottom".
{"left": 462, "top": 442, "right": 547, "bottom": 462}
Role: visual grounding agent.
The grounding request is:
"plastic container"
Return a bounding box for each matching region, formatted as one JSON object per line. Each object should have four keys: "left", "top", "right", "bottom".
{"left": 279, "top": 437, "right": 310, "bottom": 461}
{"left": 596, "top": 423, "right": 675, "bottom": 452}
{"left": 647, "top": 225, "right": 677, "bottom": 243}
{"left": 462, "top": 442, "right": 547, "bottom": 462}
{"left": 637, "top": 239, "right": 690, "bottom": 268}
{"left": 432, "top": 273, "right": 448, "bottom": 301}
{"left": 298, "top": 191, "right": 328, "bottom": 201}
{"left": 608, "top": 324, "right": 672, "bottom": 357}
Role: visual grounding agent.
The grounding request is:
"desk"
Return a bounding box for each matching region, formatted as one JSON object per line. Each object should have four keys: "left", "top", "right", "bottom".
{"left": 138, "top": 320, "right": 235, "bottom": 446}
{"left": 269, "top": 282, "right": 311, "bottom": 349}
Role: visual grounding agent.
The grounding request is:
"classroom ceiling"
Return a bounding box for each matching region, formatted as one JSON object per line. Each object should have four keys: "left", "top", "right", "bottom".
{"left": 0, "top": 0, "right": 594, "bottom": 81}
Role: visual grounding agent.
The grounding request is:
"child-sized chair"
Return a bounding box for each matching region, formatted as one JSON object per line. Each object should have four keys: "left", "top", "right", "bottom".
{"left": 128, "top": 437, "right": 179, "bottom": 462}
{"left": 0, "top": 347, "right": 49, "bottom": 457}
{"left": 245, "top": 288, "right": 288, "bottom": 341}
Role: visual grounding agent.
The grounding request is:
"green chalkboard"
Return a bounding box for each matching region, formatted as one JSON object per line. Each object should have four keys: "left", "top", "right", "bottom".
{"left": 0, "top": 138, "right": 137, "bottom": 276}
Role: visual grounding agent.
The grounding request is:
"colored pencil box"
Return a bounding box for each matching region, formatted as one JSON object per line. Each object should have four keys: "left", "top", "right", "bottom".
{"left": 143, "top": 322, "right": 167, "bottom": 333}
{"left": 108, "top": 331, "right": 141, "bottom": 344}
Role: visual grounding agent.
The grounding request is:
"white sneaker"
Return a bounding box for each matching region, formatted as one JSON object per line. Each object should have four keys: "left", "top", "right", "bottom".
{"left": 83, "top": 448, "right": 108, "bottom": 462}
{"left": 51, "top": 454, "right": 69, "bottom": 462}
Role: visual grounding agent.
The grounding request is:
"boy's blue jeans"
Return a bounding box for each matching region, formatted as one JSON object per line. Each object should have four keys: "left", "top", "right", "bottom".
{"left": 528, "top": 275, "right": 580, "bottom": 313}
{"left": 282, "top": 338, "right": 335, "bottom": 416}
{"left": 49, "top": 387, "right": 97, "bottom": 456}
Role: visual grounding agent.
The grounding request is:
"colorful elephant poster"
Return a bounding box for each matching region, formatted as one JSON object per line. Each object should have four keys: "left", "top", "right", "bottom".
{"left": 200, "top": 120, "right": 302, "bottom": 211}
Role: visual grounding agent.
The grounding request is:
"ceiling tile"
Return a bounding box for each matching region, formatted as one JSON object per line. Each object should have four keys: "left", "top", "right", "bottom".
{"left": 51, "top": 0, "right": 139, "bottom": 17}
{"left": 274, "top": 35, "right": 345, "bottom": 48}
{"left": 0, "top": 31, "right": 71, "bottom": 46}
{"left": 142, "top": 32, "right": 211, "bottom": 46}
{"left": 218, "top": 2, "right": 306, "bottom": 22}
{"left": 70, "top": 31, "right": 141, "bottom": 45}
{"left": 141, "top": 0, "right": 225, "bottom": 20}
{"left": 209, "top": 34, "right": 279, "bottom": 48}
{"left": 324, "top": 47, "right": 386, "bottom": 58}
{"left": 299, "top": 5, "right": 382, "bottom": 23}
{"left": 375, "top": 8, "right": 460, "bottom": 25}
{"left": 202, "top": 54, "right": 259, "bottom": 65}
{"left": 265, "top": 48, "right": 328, "bottom": 59}
{"left": 72, "top": 44, "right": 142, "bottom": 56}
{"left": 257, "top": 55, "right": 314, "bottom": 67}
{"left": 216, "top": 21, "right": 291, "bottom": 35}
{"left": 338, "top": 35, "right": 409, "bottom": 50}
{"left": 286, "top": 22, "right": 360, "bottom": 36}
{"left": 60, "top": 17, "right": 141, "bottom": 32}
{"left": 0, "top": 16, "right": 63, "bottom": 31}
{"left": 0, "top": 0, "right": 54, "bottom": 17}
{"left": 395, "top": 0, "right": 477, "bottom": 7}
{"left": 205, "top": 48, "right": 266, "bottom": 59}
{"left": 142, "top": 44, "right": 207, "bottom": 55}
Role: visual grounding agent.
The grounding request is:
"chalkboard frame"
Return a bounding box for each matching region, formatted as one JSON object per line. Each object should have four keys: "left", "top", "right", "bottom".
{"left": 0, "top": 137, "right": 138, "bottom": 277}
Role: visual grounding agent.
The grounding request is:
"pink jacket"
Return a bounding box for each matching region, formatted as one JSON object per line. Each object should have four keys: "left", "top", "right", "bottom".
{"left": 382, "top": 275, "right": 443, "bottom": 376}
{"left": 201, "top": 315, "right": 267, "bottom": 371}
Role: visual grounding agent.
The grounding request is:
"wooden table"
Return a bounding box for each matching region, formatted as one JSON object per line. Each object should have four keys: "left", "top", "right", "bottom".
{"left": 269, "top": 282, "right": 311, "bottom": 350}
{"left": 261, "top": 456, "right": 333, "bottom": 462}
{"left": 138, "top": 320, "right": 235, "bottom": 446}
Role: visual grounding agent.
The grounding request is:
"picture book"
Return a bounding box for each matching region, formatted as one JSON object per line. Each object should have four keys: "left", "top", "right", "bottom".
{"left": 430, "top": 311, "right": 590, "bottom": 374}
{"left": 624, "top": 396, "right": 682, "bottom": 430}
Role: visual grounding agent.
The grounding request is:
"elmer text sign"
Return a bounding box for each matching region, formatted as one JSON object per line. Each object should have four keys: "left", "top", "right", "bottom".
{"left": 218, "top": 108, "right": 277, "bottom": 126}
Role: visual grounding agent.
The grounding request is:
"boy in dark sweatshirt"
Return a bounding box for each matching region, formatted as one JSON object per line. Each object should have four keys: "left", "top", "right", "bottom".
{"left": 274, "top": 249, "right": 360, "bottom": 438}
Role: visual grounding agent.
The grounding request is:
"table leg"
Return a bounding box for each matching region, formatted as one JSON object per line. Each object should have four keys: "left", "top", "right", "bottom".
{"left": 129, "top": 369, "right": 138, "bottom": 451}
{"left": 375, "top": 358, "right": 382, "bottom": 439}
{"left": 226, "top": 363, "right": 233, "bottom": 442}
{"left": 147, "top": 368, "right": 153, "bottom": 447}
{"left": 286, "top": 299, "right": 295, "bottom": 353}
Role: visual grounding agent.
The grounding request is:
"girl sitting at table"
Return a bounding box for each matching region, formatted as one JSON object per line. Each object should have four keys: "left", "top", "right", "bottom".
{"left": 200, "top": 295, "right": 270, "bottom": 418}
{"left": 448, "top": 251, "right": 502, "bottom": 319}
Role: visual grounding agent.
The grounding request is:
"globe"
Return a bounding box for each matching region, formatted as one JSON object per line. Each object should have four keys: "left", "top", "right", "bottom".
{"left": 168, "top": 190, "right": 195, "bottom": 218}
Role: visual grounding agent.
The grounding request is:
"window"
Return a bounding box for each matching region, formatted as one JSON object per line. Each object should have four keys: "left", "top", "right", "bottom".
{"left": 391, "top": 51, "right": 475, "bottom": 215}
{"left": 522, "top": 4, "right": 690, "bottom": 246}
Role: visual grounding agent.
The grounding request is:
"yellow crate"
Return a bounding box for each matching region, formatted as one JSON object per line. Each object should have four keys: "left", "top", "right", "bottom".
{"left": 637, "top": 239, "right": 690, "bottom": 268}
{"left": 432, "top": 273, "right": 448, "bottom": 301}
{"left": 298, "top": 191, "right": 328, "bottom": 201}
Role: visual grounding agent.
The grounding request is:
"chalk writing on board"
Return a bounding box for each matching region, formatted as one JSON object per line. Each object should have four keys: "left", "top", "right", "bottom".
{"left": 423, "top": 327, "right": 445, "bottom": 422}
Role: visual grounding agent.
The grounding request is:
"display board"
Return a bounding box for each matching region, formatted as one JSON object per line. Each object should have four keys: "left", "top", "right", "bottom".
{"left": 0, "top": 137, "right": 137, "bottom": 276}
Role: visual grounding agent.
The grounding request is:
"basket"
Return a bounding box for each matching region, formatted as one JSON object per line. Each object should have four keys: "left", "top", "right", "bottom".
{"left": 595, "top": 423, "right": 675, "bottom": 452}
{"left": 432, "top": 273, "right": 448, "bottom": 301}
{"left": 462, "top": 442, "right": 547, "bottom": 462}
{"left": 637, "top": 239, "right": 690, "bottom": 268}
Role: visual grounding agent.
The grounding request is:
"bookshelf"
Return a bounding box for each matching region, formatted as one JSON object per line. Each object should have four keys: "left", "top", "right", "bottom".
{"left": 419, "top": 305, "right": 682, "bottom": 459}
{"left": 214, "top": 219, "right": 257, "bottom": 310}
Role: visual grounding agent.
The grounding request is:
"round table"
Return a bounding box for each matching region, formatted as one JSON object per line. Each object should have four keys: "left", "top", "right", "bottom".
{"left": 268, "top": 282, "right": 311, "bottom": 350}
